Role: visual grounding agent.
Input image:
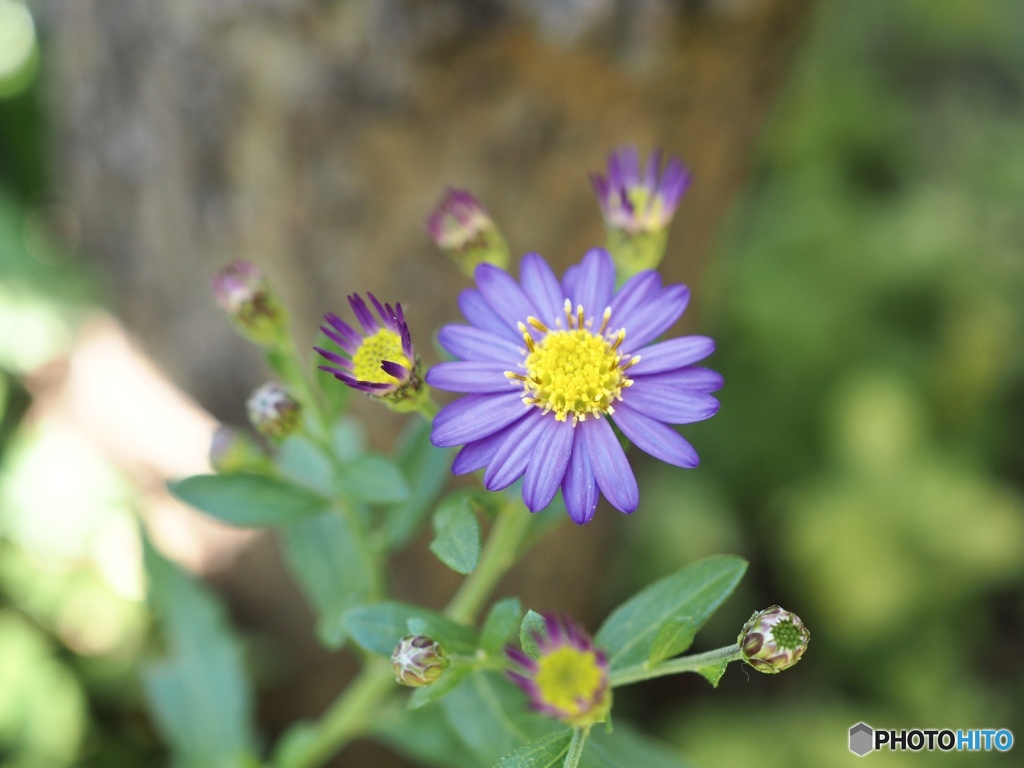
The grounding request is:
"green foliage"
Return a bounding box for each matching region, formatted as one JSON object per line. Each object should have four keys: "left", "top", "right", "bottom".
{"left": 480, "top": 597, "right": 524, "bottom": 653}
{"left": 595, "top": 555, "right": 747, "bottom": 671}
{"left": 142, "top": 541, "right": 257, "bottom": 768}
{"left": 336, "top": 454, "right": 409, "bottom": 504}
{"left": 494, "top": 730, "right": 573, "bottom": 767}
{"left": 647, "top": 616, "right": 697, "bottom": 667}
{"left": 429, "top": 494, "right": 482, "bottom": 574}
{"left": 342, "top": 601, "right": 480, "bottom": 656}
{"left": 169, "top": 473, "right": 329, "bottom": 527}
{"left": 519, "top": 610, "right": 546, "bottom": 660}
{"left": 382, "top": 417, "right": 455, "bottom": 549}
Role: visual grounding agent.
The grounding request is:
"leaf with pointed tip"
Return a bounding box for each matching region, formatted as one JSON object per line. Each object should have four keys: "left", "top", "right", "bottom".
{"left": 647, "top": 616, "right": 697, "bottom": 666}
{"left": 519, "top": 610, "right": 546, "bottom": 660}
{"left": 480, "top": 598, "right": 523, "bottom": 654}
{"left": 697, "top": 661, "right": 728, "bottom": 688}
{"left": 429, "top": 494, "right": 481, "bottom": 575}
{"left": 494, "top": 730, "right": 574, "bottom": 767}
{"left": 169, "top": 473, "right": 328, "bottom": 527}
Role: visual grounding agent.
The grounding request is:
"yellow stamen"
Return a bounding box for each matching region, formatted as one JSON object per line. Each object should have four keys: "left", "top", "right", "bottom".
{"left": 534, "top": 647, "right": 605, "bottom": 719}
{"left": 352, "top": 328, "right": 410, "bottom": 383}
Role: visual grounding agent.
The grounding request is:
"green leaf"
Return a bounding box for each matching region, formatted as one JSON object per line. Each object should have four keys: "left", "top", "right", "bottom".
{"left": 279, "top": 507, "right": 377, "bottom": 648}
{"left": 495, "top": 730, "right": 574, "bottom": 768}
{"left": 480, "top": 598, "right": 523, "bottom": 654}
{"left": 429, "top": 495, "right": 482, "bottom": 574}
{"left": 408, "top": 665, "right": 472, "bottom": 709}
{"left": 519, "top": 610, "right": 546, "bottom": 660}
{"left": 169, "top": 473, "right": 328, "bottom": 527}
{"left": 697, "top": 661, "right": 728, "bottom": 688}
{"left": 337, "top": 453, "right": 409, "bottom": 503}
{"left": 330, "top": 417, "right": 366, "bottom": 462}
{"left": 586, "top": 725, "right": 696, "bottom": 768}
{"left": 647, "top": 616, "right": 697, "bottom": 666}
{"left": 595, "top": 555, "right": 747, "bottom": 671}
{"left": 383, "top": 418, "right": 455, "bottom": 549}
{"left": 142, "top": 541, "right": 257, "bottom": 768}
{"left": 275, "top": 434, "right": 334, "bottom": 496}
{"left": 343, "top": 601, "right": 479, "bottom": 656}
{"left": 372, "top": 700, "right": 480, "bottom": 768}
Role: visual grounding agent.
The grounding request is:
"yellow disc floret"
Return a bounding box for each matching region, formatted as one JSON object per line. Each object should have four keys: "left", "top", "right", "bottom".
{"left": 352, "top": 328, "right": 411, "bottom": 383}
{"left": 508, "top": 300, "right": 637, "bottom": 424}
{"left": 534, "top": 646, "right": 607, "bottom": 722}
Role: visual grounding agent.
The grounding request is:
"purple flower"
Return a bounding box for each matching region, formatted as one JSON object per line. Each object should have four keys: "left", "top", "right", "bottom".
{"left": 315, "top": 293, "right": 422, "bottom": 403}
{"left": 426, "top": 187, "right": 509, "bottom": 276}
{"left": 211, "top": 259, "right": 289, "bottom": 346}
{"left": 591, "top": 146, "right": 691, "bottom": 236}
{"left": 427, "top": 249, "right": 721, "bottom": 524}
{"left": 506, "top": 614, "right": 611, "bottom": 727}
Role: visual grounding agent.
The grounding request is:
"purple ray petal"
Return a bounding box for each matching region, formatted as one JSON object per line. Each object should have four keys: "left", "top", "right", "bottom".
{"left": 347, "top": 294, "right": 379, "bottom": 334}
{"left": 431, "top": 391, "right": 529, "bottom": 447}
{"left": 561, "top": 427, "right": 599, "bottom": 525}
{"left": 521, "top": 417, "right": 574, "bottom": 512}
{"left": 624, "top": 284, "right": 690, "bottom": 348}
{"left": 633, "top": 366, "right": 724, "bottom": 393}
{"left": 459, "top": 288, "right": 520, "bottom": 342}
{"left": 611, "top": 400, "right": 699, "bottom": 468}
{"left": 630, "top": 336, "right": 715, "bottom": 375}
{"left": 483, "top": 410, "right": 549, "bottom": 491}
{"left": 380, "top": 360, "right": 411, "bottom": 380}
{"left": 426, "top": 361, "right": 518, "bottom": 393}
{"left": 313, "top": 346, "right": 353, "bottom": 370}
{"left": 624, "top": 379, "right": 720, "bottom": 424}
{"left": 568, "top": 248, "right": 615, "bottom": 317}
{"left": 452, "top": 430, "right": 507, "bottom": 475}
{"left": 519, "top": 253, "right": 565, "bottom": 327}
{"left": 579, "top": 416, "right": 638, "bottom": 514}
{"left": 609, "top": 271, "right": 661, "bottom": 321}
{"left": 643, "top": 148, "right": 663, "bottom": 190}
{"left": 475, "top": 264, "right": 539, "bottom": 333}
{"left": 437, "top": 324, "right": 523, "bottom": 362}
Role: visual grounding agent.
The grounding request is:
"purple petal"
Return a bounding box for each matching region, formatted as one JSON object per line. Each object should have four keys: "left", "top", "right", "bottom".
{"left": 367, "top": 292, "right": 389, "bottom": 326}
{"left": 561, "top": 264, "right": 581, "bottom": 307}
{"left": 635, "top": 366, "right": 724, "bottom": 393}
{"left": 561, "top": 428, "right": 599, "bottom": 525}
{"left": 624, "top": 378, "right": 721, "bottom": 424}
{"left": 347, "top": 294, "right": 379, "bottom": 334}
{"left": 483, "top": 411, "right": 549, "bottom": 491}
{"left": 611, "top": 401, "right": 699, "bottom": 468}
{"left": 437, "top": 324, "right": 522, "bottom": 362}
{"left": 630, "top": 336, "right": 715, "bottom": 375}
{"left": 658, "top": 158, "right": 692, "bottom": 210}
{"left": 579, "top": 417, "right": 638, "bottom": 514}
{"left": 380, "top": 360, "right": 411, "bottom": 380}
{"left": 431, "top": 391, "right": 529, "bottom": 447}
{"left": 624, "top": 284, "right": 690, "bottom": 348}
{"left": 519, "top": 253, "right": 565, "bottom": 327}
{"left": 643, "top": 148, "right": 663, "bottom": 190}
{"left": 616, "top": 146, "right": 640, "bottom": 188}
{"left": 475, "top": 264, "right": 539, "bottom": 333}
{"left": 452, "top": 431, "right": 506, "bottom": 475}
{"left": 459, "top": 289, "right": 520, "bottom": 342}
{"left": 568, "top": 248, "right": 615, "bottom": 316}
{"left": 522, "top": 417, "right": 574, "bottom": 512}
{"left": 609, "top": 271, "right": 661, "bottom": 321}
{"left": 313, "top": 346, "right": 352, "bottom": 370}
{"left": 426, "top": 361, "right": 518, "bottom": 393}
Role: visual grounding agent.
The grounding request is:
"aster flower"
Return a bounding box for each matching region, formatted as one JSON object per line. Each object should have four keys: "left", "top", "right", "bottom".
{"left": 427, "top": 249, "right": 721, "bottom": 524}
{"left": 314, "top": 293, "right": 425, "bottom": 410}
{"left": 426, "top": 187, "right": 510, "bottom": 277}
{"left": 738, "top": 606, "right": 810, "bottom": 674}
{"left": 590, "top": 146, "right": 692, "bottom": 275}
{"left": 506, "top": 614, "right": 611, "bottom": 728}
{"left": 211, "top": 259, "right": 289, "bottom": 346}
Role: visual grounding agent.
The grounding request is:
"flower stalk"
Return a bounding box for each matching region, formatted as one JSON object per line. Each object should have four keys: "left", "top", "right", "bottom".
{"left": 607, "top": 644, "right": 743, "bottom": 688}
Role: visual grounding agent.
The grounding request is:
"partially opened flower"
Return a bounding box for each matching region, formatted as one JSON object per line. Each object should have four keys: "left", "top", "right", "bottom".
{"left": 315, "top": 293, "right": 425, "bottom": 409}
{"left": 506, "top": 614, "right": 611, "bottom": 727}
{"left": 426, "top": 188, "right": 509, "bottom": 276}
{"left": 427, "top": 248, "right": 721, "bottom": 524}
{"left": 211, "top": 259, "right": 289, "bottom": 346}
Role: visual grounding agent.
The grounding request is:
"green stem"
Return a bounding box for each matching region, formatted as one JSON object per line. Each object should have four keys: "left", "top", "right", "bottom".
{"left": 275, "top": 658, "right": 396, "bottom": 768}
{"left": 608, "top": 644, "right": 743, "bottom": 688}
{"left": 415, "top": 393, "right": 440, "bottom": 421}
{"left": 444, "top": 500, "right": 532, "bottom": 624}
{"left": 564, "top": 728, "right": 590, "bottom": 768}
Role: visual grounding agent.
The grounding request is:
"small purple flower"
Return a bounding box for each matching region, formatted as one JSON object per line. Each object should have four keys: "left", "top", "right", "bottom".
{"left": 426, "top": 188, "right": 509, "bottom": 276}
{"left": 591, "top": 146, "right": 691, "bottom": 235}
{"left": 506, "top": 614, "right": 611, "bottom": 727}
{"left": 427, "top": 249, "right": 721, "bottom": 524}
{"left": 211, "top": 259, "right": 289, "bottom": 346}
{"left": 315, "top": 293, "right": 423, "bottom": 404}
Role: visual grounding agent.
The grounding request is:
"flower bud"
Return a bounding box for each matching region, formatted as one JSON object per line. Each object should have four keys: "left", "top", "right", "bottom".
{"left": 212, "top": 260, "right": 289, "bottom": 347}
{"left": 426, "top": 188, "right": 509, "bottom": 277}
{"left": 246, "top": 382, "right": 301, "bottom": 439}
{"left": 209, "top": 426, "right": 270, "bottom": 474}
{"left": 738, "top": 605, "right": 810, "bottom": 674}
{"left": 391, "top": 635, "right": 449, "bottom": 687}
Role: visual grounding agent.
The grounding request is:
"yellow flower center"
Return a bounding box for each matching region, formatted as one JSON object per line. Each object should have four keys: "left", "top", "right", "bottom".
{"left": 534, "top": 646, "right": 606, "bottom": 719}
{"left": 507, "top": 300, "right": 636, "bottom": 424}
{"left": 352, "top": 328, "right": 411, "bottom": 383}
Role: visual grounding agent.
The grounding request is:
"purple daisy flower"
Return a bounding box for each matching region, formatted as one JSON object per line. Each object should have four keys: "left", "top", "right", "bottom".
{"left": 506, "top": 614, "right": 611, "bottom": 727}
{"left": 314, "top": 293, "right": 422, "bottom": 402}
{"left": 590, "top": 146, "right": 691, "bottom": 235}
{"left": 427, "top": 248, "right": 721, "bottom": 524}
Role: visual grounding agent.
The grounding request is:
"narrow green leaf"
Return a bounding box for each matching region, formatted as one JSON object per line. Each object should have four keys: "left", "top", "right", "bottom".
{"left": 142, "top": 541, "right": 257, "bottom": 768}
{"left": 495, "top": 730, "right": 574, "bottom": 768}
{"left": 647, "top": 616, "right": 697, "bottom": 667}
{"left": 520, "top": 610, "right": 546, "bottom": 660}
{"left": 337, "top": 454, "right": 409, "bottom": 503}
{"left": 480, "top": 598, "right": 523, "bottom": 654}
{"left": 371, "top": 700, "right": 480, "bottom": 768}
{"left": 429, "top": 495, "right": 482, "bottom": 574}
{"left": 408, "top": 665, "right": 472, "bottom": 709}
{"left": 586, "top": 725, "right": 696, "bottom": 768}
{"left": 330, "top": 417, "right": 366, "bottom": 462}
{"left": 383, "top": 418, "right": 455, "bottom": 549}
{"left": 697, "top": 661, "right": 728, "bottom": 688}
{"left": 595, "top": 555, "right": 747, "bottom": 671}
{"left": 343, "top": 601, "right": 479, "bottom": 656}
{"left": 275, "top": 435, "right": 334, "bottom": 496}
{"left": 169, "top": 473, "right": 328, "bottom": 527}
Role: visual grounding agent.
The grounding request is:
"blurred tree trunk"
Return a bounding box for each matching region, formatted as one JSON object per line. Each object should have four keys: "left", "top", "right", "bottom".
{"left": 41, "top": 1, "right": 814, "bottom": 765}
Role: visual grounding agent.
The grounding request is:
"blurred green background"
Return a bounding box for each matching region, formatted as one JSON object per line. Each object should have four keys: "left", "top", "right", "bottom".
{"left": 1, "top": 0, "right": 1022, "bottom": 766}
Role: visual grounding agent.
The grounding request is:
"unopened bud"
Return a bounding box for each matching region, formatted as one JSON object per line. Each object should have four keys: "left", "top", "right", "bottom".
{"left": 425, "top": 188, "right": 509, "bottom": 277}
{"left": 246, "top": 382, "right": 301, "bottom": 439}
{"left": 209, "top": 426, "right": 270, "bottom": 473}
{"left": 738, "top": 605, "right": 810, "bottom": 674}
{"left": 212, "top": 260, "right": 289, "bottom": 347}
{"left": 391, "top": 635, "right": 448, "bottom": 687}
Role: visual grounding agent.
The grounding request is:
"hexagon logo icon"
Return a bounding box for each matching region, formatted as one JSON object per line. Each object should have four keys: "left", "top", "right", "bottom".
{"left": 849, "top": 722, "right": 874, "bottom": 756}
